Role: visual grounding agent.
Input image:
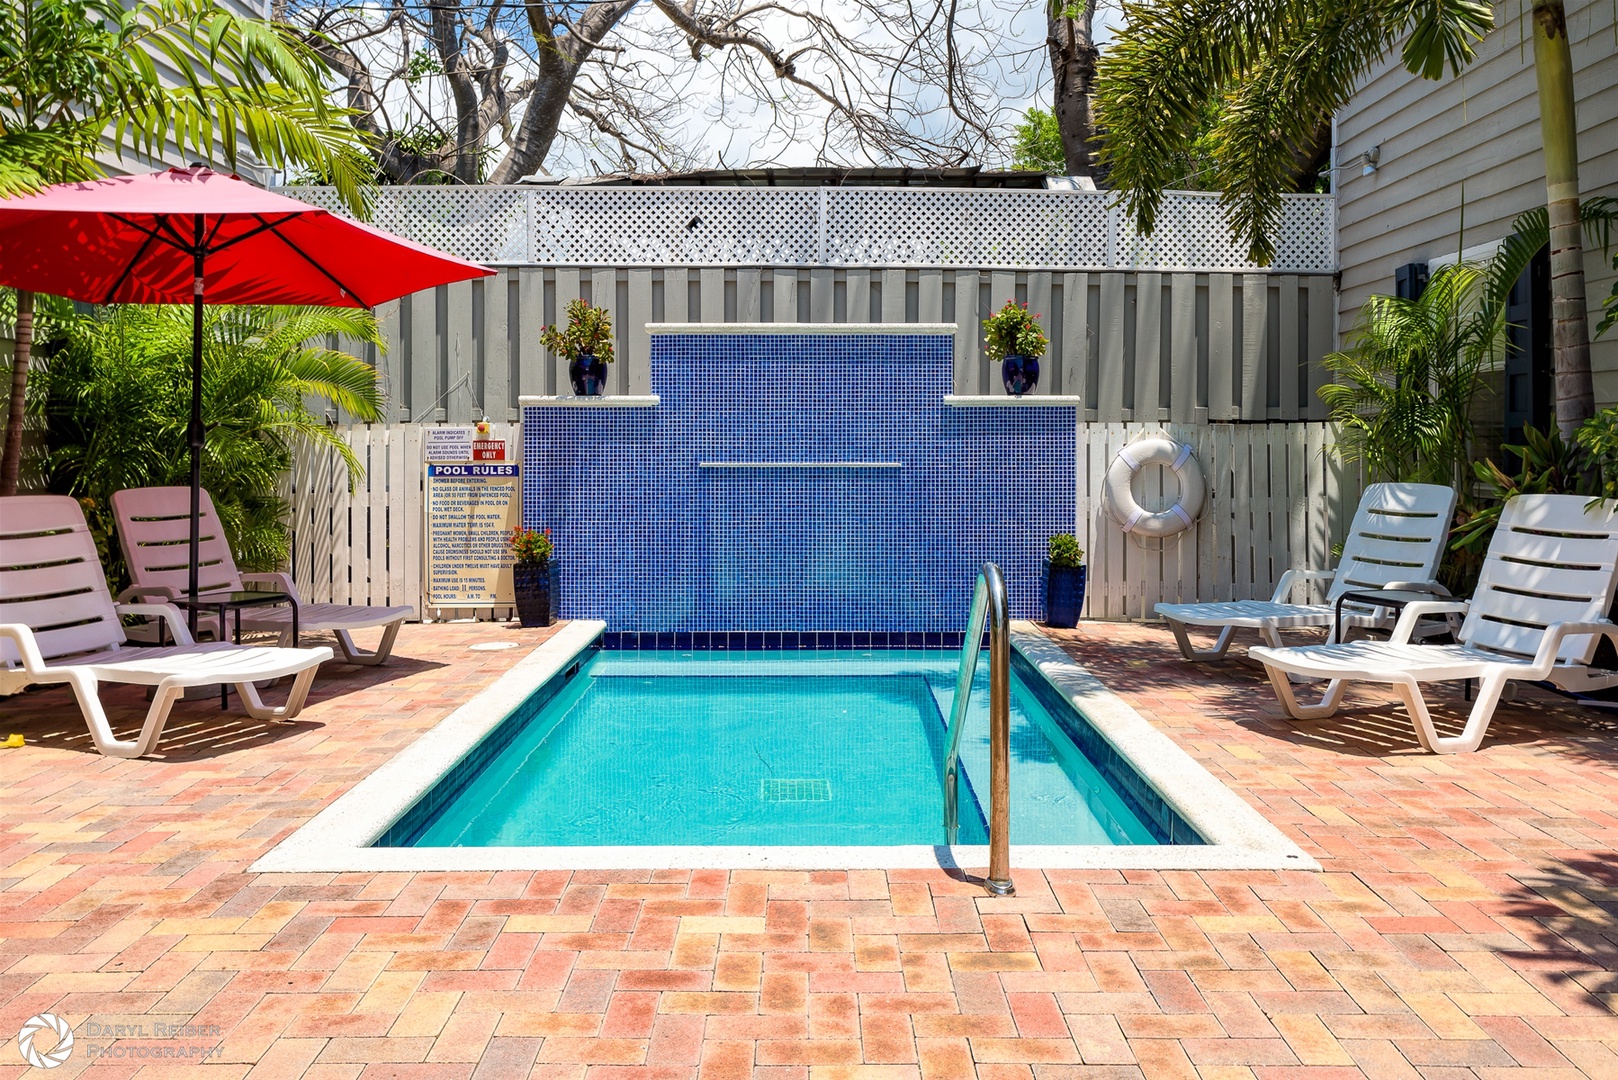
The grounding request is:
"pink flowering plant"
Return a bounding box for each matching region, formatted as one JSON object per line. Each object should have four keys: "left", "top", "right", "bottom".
{"left": 982, "top": 299, "right": 1048, "bottom": 363}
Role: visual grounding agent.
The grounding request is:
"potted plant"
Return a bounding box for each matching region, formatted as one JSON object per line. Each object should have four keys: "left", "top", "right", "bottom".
{"left": 983, "top": 299, "right": 1048, "bottom": 396}
{"left": 509, "top": 526, "right": 557, "bottom": 628}
{"left": 1043, "top": 533, "right": 1086, "bottom": 628}
{"left": 541, "top": 298, "right": 615, "bottom": 396}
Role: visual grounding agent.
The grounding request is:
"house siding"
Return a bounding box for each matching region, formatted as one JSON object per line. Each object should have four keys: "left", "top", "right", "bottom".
{"left": 1335, "top": 0, "right": 1618, "bottom": 401}
{"left": 93, "top": 0, "right": 279, "bottom": 185}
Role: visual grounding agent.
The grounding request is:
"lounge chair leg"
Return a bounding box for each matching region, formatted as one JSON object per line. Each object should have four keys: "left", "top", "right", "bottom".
{"left": 1167, "top": 619, "right": 1236, "bottom": 661}
{"left": 233, "top": 665, "right": 320, "bottom": 721}
{"left": 332, "top": 620, "right": 401, "bottom": 666}
{"left": 1260, "top": 662, "right": 1350, "bottom": 720}
{"left": 66, "top": 671, "right": 182, "bottom": 758}
{"left": 1397, "top": 672, "right": 1508, "bottom": 754}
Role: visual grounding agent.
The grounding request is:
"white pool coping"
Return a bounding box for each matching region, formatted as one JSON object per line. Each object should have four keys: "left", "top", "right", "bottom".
{"left": 252, "top": 622, "right": 1318, "bottom": 873}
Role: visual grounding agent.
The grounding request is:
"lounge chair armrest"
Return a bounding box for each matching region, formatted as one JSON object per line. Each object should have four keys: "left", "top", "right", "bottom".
{"left": 0, "top": 623, "right": 48, "bottom": 675}
{"left": 240, "top": 572, "right": 300, "bottom": 601}
{"left": 1530, "top": 620, "right": 1618, "bottom": 673}
{"left": 117, "top": 584, "right": 176, "bottom": 603}
{"left": 115, "top": 602, "right": 196, "bottom": 646}
{"left": 1272, "top": 568, "right": 1336, "bottom": 604}
{"left": 1389, "top": 600, "right": 1470, "bottom": 644}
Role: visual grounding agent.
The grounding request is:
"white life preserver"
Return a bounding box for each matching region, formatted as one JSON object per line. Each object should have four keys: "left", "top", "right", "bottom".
{"left": 1105, "top": 437, "right": 1206, "bottom": 538}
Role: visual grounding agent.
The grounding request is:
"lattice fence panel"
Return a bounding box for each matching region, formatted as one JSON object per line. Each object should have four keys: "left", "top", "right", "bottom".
{"left": 530, "top": 187, "right": 819, "bottom": 266}
{"left": 823, "top": 189, "right": 1112, "bottom": 268}
{"left": 1111, "top": 192, "right": 1254, "bottom": 271}
{"left": 1275, "top": 197, "right": 1337, "bottom": 274}
{"left": 280, "top": 186, "right": 1335, "bottom": 272}
{"left": 291, "top": 186, "right": 529, "bottom": 263}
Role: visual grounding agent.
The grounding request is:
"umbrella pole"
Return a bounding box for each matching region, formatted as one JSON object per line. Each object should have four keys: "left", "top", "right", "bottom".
{"left": 187, "top": 215, "right": 204, "bottom": 637}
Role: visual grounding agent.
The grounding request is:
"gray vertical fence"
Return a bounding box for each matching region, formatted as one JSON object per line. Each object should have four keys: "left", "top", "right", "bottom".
{"left": 364, "top": 269, "right": 1337, "bottom": 425}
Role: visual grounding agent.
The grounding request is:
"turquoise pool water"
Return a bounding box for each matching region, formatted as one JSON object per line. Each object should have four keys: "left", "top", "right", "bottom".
{"left": 400, "top": 650, "right": 1165, "bottom": 848}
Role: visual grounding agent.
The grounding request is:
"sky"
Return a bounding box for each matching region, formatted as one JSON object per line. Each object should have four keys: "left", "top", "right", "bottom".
{"left": 327, "top": 0, "right": 1127, "bottom": 179}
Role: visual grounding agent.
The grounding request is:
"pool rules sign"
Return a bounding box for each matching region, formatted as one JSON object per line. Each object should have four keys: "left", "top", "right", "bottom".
{"left": 424, "top": 434, "right": 520, "bottom": 608}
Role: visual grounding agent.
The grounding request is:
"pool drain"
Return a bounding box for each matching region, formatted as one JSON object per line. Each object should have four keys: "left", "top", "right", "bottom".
{"left": 760, "top": 778, "right": 832, "bottom": 802}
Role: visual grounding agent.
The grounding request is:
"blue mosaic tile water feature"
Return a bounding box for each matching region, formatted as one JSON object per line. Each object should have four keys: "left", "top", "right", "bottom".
{"left": 522, "top": 330, "right": 1075, "bottom": 633}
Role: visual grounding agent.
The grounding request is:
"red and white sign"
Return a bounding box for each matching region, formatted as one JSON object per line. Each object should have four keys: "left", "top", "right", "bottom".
{"left": 472, "top": 440, "right": 506, "bottom": 461}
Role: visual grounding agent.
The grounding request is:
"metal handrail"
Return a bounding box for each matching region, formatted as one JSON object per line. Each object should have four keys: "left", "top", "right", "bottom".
{"left": 942, "top": 562, "right": 1014, "bottom": 896}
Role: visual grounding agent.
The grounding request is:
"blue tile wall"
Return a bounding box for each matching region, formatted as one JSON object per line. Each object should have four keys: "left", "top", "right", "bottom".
{"left": 522, "top": 332, "right": 1074, "bottom": 633}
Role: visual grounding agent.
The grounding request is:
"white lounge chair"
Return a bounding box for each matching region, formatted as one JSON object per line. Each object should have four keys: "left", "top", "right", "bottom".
{"left": 1249, "top": 493, "right": 1618, "bottom": 754}
{"left": 1155, "top": 482, "right": 1458, "bottom": 660}
{"left": 112, "top": 486, "right": 412, "bottom": 665}
{"left": 1, "top": 495, "right": 332, "bottom": 758}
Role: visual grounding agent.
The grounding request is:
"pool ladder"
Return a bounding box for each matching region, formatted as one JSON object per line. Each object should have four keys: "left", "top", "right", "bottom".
{"left": 943, "top": 562, "right": 1014, "bottom": 896}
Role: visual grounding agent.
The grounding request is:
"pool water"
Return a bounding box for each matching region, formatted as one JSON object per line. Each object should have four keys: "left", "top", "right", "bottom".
{"left": 402, "top": 650, "right": 1163, "bottom": 848}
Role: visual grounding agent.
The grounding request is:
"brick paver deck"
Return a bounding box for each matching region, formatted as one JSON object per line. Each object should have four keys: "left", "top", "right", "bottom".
{"left": 2, "top": 621, "right": 1616, "bottom": 1078}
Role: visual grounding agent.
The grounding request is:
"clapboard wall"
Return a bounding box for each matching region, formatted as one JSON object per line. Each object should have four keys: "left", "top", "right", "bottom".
{"left": 359, "top": 268, "right": 1336, "bottom": 425}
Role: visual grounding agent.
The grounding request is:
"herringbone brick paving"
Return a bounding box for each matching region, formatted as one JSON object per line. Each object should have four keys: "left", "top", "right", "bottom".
{"left": 1, "top": 621, "right": 1616, "bottom": 1078}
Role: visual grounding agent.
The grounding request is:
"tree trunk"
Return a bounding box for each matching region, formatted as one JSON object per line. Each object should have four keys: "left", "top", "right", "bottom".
{"left": 1047, "top": 0, "right": 1100, "bottom": 178}
{"left": 0, "top": 290, "right": 34, "bottom": 497}
{"left": 1533, "top": 0, "right": 1592, "bottom": 436}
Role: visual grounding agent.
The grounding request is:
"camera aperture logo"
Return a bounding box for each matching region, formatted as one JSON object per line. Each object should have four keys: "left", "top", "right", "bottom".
{"left": 15, "top": 1015, "right": 225, "bottom": 1067}
{"left": 18, "top": 1013, "right": 73, "bottom": 1069}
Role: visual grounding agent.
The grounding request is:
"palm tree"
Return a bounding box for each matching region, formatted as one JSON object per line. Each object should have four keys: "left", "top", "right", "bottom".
{"left": 0, "top": 0, "right": 373, "bottom": 495}
{"left": 41, "top": 304, "right": 383, "bottom": 577}
{"left": 1093, "top": 0, "right": 1597, "bottom": 435}
{"left": 1318, "top": 263, "right": 1505, "bottom": 490}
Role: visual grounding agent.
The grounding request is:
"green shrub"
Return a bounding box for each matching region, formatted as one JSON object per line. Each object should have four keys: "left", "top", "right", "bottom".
{"left": 41, "top": 304, "right": 383, "bottom": 584}
{"left": 1048, "top": 534, "right": 1085, "bottom": 568}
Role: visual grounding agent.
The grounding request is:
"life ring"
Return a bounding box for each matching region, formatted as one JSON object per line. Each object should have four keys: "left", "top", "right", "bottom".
{"left": 1105, "top": 438, "right": 1206, "bottom": 538}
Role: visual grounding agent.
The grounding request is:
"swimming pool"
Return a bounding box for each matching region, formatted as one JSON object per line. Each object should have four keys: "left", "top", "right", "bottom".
{"left": 383, "top": 650, "right": 1175, "bottom": 849}
{"left": 255, "top": 621, "right": 1316, "bottom": 872}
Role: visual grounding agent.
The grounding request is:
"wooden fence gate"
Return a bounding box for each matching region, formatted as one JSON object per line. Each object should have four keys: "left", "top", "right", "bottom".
{"left": 1078, "top": 422, "right": 1364, "bottom": 620}
{"left": 289, "top": 421, "right": 1362, "bottom": 623}
{"left": 288, "top": 422, "right": 522, "bottom": 622}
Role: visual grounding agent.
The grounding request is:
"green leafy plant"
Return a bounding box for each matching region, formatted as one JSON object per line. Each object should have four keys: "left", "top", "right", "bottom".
{"left": 1453, "top": 424, "right": 1595, "bottom": 553}
{"left": 1011, "top": 107, "right": 1065, "bottom": 173}
{"left": 39, "top": 304, "right": 383, "bottom": 583}
{"left": 509, "top": 526, "right": 552, "bottom": 567}
{"left": 982, "top": 300, "right": 1048, "bottom": 364}
{"left": 1048, "top": 534, "right": 1084, "bottom": 568}
{"left": 1318, "top": 263, "right": 1503, "bottom": 490}
{"left": 1575, "top": 407, "right": 1618, "bottom": 503}
{"left": 540, "top": 299, "right": 615, "bottom": 364}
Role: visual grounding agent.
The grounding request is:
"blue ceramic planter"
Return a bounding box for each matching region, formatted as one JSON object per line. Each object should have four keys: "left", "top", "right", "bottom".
{"left": 1043, "top": 560, "right": 1086, "bottom": 627}
{"left": 514, "top": 561, "right": 560, "bottom": 627}
{"left": 1001, "top": 353, "right": 1040, "bottom": 396}
{"left": 569, "top": 354, "right": 608, "bottom": 396}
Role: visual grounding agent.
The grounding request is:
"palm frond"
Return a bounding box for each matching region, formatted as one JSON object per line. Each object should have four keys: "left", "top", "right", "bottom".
{"left": 1095, "top": 0, "right": 1493, "bottom": 260}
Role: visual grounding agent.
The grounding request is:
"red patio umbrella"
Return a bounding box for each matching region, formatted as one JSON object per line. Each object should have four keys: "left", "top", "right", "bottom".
{"left": 0, "top": 167, "right": 493, "bottom": 612}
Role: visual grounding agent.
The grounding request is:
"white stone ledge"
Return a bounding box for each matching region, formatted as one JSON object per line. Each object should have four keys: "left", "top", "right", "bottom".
{"left": 698, "top": 461, "right": 903, "bottom": 470}
{"left": 519, "top": 395, "right": 660, "bottom": 407}
{"left": 645, "top": 322, "right": 956, "bottom": 336}
{"left": 944, "top": 395, "right": 1084, "bottom": 407}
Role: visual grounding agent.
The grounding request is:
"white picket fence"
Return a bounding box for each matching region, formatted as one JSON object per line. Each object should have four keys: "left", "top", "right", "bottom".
{"left": 1079, "top": 422, "right": 1364, "bottom": 619}
{"left": 288, "top": 422, "right": 522, "bottom": 621}
{"left": 289, "top": 420, "right": 1362, "bottom": 623}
